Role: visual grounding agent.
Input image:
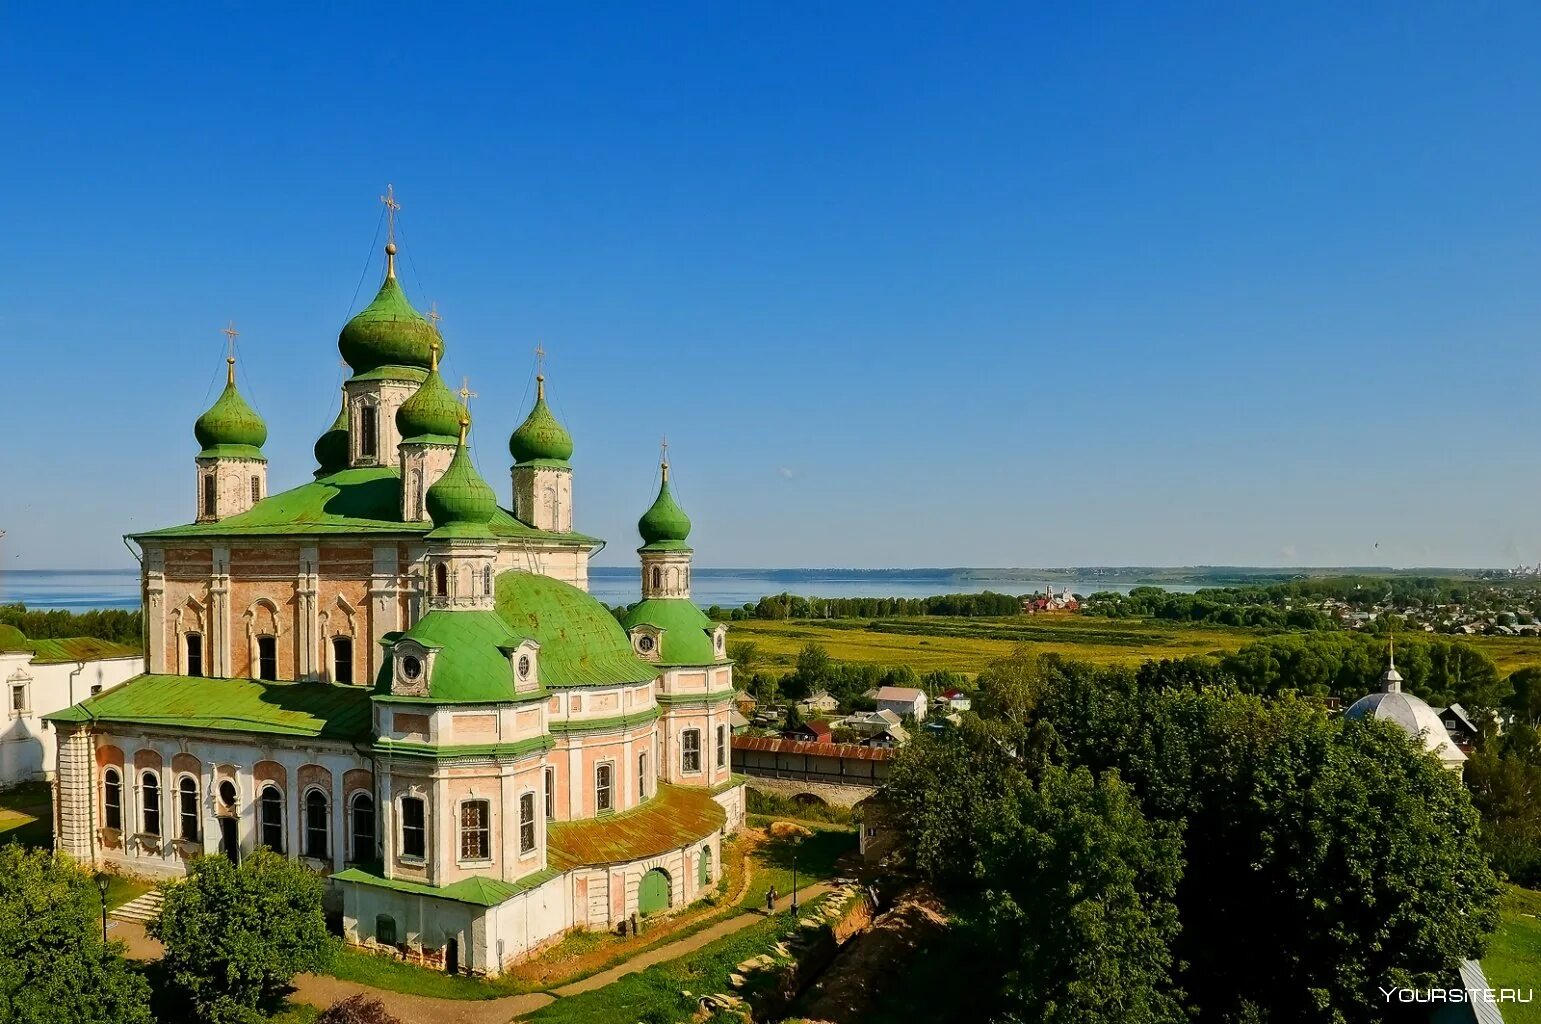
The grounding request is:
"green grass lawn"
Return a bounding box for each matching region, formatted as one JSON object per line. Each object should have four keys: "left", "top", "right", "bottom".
{"left": 523, "top": 895, "right": 832, "bottom": 1024}
{"left": 739, "top": 825, "right": 856, "bottom": 910}
{"left": 0, "top": 782, "right": 53, "bottom": 849}
{"left": 104, "top": 873, "right": 154, "bottom": 912}
{"left": 326, "top": 946, "right": 540, "bottom": 1000}
{"left": 1486, "top": 885, "right": 1541, "bottom": 1024}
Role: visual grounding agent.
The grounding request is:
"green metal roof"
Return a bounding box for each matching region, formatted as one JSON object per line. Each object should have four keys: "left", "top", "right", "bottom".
{"left": 425, "top": 439, "right": 498, "bottom": 537}
{"left": 619, "top": 598, "right": 725, "bottom": 666}
{"left": 134, "top": 466, "right": 600, "bottom": 545}
{"left": 194, "top": 374, "right": 267, "bottom": 458}
{"left": 338, "top": 269, "right": 442, "bottom": 376}
{"left": 313, "top": 391, "right": 350, "bottom": 477}
{"left": 494, "top": 571, "right": 657, "bottom": 687}
{"left": 45, "top": 674, "right": 372, "bottom": 740}
{"left": 509, "top": 379, "right": 573, "bottom": 465}
{"left": 638, "top": 473, "right": 691, "bottom": 550}
{"left": 378, "top": 610, "right": 533, "bottom": 702}
{"left": 26, "top": 637, "right": 142, "bottom": 665}
{"left": 396, "top": 367, "right": 464, "bottom": 445}
{"left": 546, "top": 783, "right": 726, "bottom": 871}
{"left": 333, "top": 863, "right": 562, "bottom": 907}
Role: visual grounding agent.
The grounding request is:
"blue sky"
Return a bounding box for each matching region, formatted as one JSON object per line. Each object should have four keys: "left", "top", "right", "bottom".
{"left": 3, "top": 2, "right": 1540, "bottom": 570}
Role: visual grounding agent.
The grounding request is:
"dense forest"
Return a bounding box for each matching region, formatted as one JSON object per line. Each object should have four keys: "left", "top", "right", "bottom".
{"left": 0, "top": 604, "right": 143, "bottom": 645}
{"left": 708, "top": 590, "right": 1024, "bottom": 621}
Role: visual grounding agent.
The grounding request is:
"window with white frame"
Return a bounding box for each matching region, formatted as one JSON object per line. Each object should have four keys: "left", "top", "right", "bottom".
{"left": 400, "top": 796, "right": 426, "bottom": 860}
{"left": 259, "top": 785, "right": 284, "bottom": 852}
{"left": 682, "top": 729, "right": 702, "bottom": 773}
{"left": 460, "top": 800, "right": 490, "bottom": 860}
{"left": 141, "top": 771, "right": 161, "bottom": 837}
{"left": 185, "top": 633, "right": 204, "bottom": 677}
{"left": 103, "top": 768, "right": 123, "bottom": 831}
{"left": 596, "top": 762, "right": 614, "bottom": 813}
{"left": 178, "top": 776, "right": 200, "bottom": 841}
{"left": 304, "top": 790, "right": 329, "bottom": 859}
{"left": 717, "top": 724, "right": 727, "bottom": 768}
{"left": 519, "top": 792, "right": 536, "bottom": 854}
{"left": 544, "top": 767, "right": 555, "bottom": 821}
{"left": 9, "top": 682, "right": 26, "bottom": 716}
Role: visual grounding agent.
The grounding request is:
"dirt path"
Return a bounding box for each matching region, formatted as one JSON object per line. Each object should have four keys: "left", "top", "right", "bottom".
{"left": 109, "top": 879, "right": 834, "bottom": 1024}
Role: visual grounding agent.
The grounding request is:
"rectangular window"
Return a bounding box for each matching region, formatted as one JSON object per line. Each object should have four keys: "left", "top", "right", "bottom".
{"left": 596, "top": 763, "right": 613, "bottom": 813}
{"left": 333, "top": 636, "right": 353, "bottom": 684}
{"left": 460, "top": 800, "right": 490, "bottom": 860}
{"left": 305, "top": 792, "right": 329, "bottom": 859}
{"left": 360, "top": 406, "right": 378, "bottom": 459}
{"left": 9, "top": 684, "right": 25, "bottom": 715}
{"left": 716, "top": 724, "right": 727, "bottom": 768}
{"left": 401, "top": 797, "right": 426, "bottom": 860}
{"left": 186, "top": 633, "right": 203, "bottom": 677}
{"left": 682, "top": 729, "right": 701, "bottom": 773}
{"left": 202, "top": 474, "right": 217, "bottom": 517}
{"left": 519, "top": 793, "right": 536, "bottom": 854}
{"left": 257, "top": 636, "right": 278, "bottom": 680}
{"left": 260, "top": 787, "right": 284, "bottom": 852}
{"left": 142, "top": 773, "right": 161, "bottom": 837}
{"left": 638, "top": 752, "right": 648, "bottom": 801}
{"left": 179, "top": 779, "right": 200, "bottom": 842}
{"left": 544, "top": 767, "right": 555, "bottom": 821}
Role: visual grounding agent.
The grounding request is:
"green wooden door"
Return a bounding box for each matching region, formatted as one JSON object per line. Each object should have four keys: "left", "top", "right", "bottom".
{"left": 699, "top": 845, "right": 712, "bottom": 888}
{"left": 639, "top": 869, "right": 670, "bottom": 915}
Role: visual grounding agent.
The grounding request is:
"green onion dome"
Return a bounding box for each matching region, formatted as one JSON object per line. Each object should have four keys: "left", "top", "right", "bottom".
{"left": 509, "top": 376, "right": 574, "bottom": 464}
{"left": 338, "top": 245, "right": 442, "bottom": 376}
{"left": 638, "top": 463, "right": 691, "bottom": 549}
{"left": 427, "top": 419, "right": 499, "bottom": 534}
{"left": 195, "top": 359, "right": 267, "bottom": 458}
{"left": 396, "top": 349, "right": 463, "bottom": 443}
{"left": 313, "top": 388, "right": 350, "bottom": 477}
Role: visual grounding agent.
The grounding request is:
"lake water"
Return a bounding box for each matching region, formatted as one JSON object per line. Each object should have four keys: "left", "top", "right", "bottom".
{"left": 0, "top": 567, "right": 1195, "bottom": 612}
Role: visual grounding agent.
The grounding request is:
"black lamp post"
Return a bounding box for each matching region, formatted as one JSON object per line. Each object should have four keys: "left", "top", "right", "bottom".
{"left": 94, "top": 872, "right": 110, "bottom": 942}
{"left": 790, "top": 852, "right": 799, "bottom": 914}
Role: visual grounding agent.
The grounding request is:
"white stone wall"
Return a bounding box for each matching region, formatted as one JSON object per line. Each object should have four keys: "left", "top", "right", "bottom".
{"left": 347, "top": 379, "right": 419, "bottom": 468}
{"left": 2, "top": 654, "right": 141, "bottom": 786}
{"left": 511, "top": 465, "right": 573, "bottom": 534}
{"left": 195, "top": 457, "right": 267, "bottom": 522}
{"left": 399, "top": 443, "right": 456, "bottom": 522}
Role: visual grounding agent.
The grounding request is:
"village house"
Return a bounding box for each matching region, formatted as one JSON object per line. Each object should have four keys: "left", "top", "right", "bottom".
{"left": 868, "top": 686, "right": 927, "bottom": 722}
{"left": 796, "top": 690, "right": 840, "bottom": 715}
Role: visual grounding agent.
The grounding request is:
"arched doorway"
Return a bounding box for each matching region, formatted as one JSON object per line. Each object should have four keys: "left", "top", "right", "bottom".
{"left": 639, "top": 868, "right": 671, "bottom": 916}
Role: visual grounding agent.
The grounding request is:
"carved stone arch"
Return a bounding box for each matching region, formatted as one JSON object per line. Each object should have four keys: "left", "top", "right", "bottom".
{"left": 245, "top": 597, "right": 283, "bottom": 638}
{"left": 332, "top": 595, "right": 358, "bottom": 637}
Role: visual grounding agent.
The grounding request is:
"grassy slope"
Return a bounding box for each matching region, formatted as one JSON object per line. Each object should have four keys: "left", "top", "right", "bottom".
{"left": 728, "top": 614, "right": 1541, "bottom": 676}
{"left": 1486, "top": 885, "right": 1541, "bottom": 1024}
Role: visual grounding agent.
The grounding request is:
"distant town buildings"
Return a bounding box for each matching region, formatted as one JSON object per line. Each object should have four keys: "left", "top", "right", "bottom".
{"left": 1022, "top": 586, "right": 1079, "bottom": 614}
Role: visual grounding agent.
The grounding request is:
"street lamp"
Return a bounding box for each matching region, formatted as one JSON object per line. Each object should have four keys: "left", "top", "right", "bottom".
{"left": 94, "top": 872, "right": 110, "bottom": 942}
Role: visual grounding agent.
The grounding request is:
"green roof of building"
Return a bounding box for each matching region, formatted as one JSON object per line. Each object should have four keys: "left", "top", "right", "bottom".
{"left": 333, "top": 863, "right": 562, "bottom": 907}
{"left": 0, "top": 625, "right": 29, "bottom": 652}
{"left": 338, "top": 261, "right": 442, "bottom": 377}
{"left": 509, "top": 378, "right": 573, "bottom": 465}
{"left": 313, "top": 391, "right": 350, "bottom": 477}
{"left": 45, "top": 674, "right": 372, "bottom": 740}
{"left": 0, "top": 627, "right": 141, "bottom": 664}
{"left": 546, "top": 783, "right": 726, "bottom": 870}
{"left": 494, "top": 571, "right": 656, "bottom": 687}
{"left": 396, "top": 366, "right": 463, "bottom": 445}
{"left": 426, "top": 438, "right": 498, "bottom": 538}
{"left": 638, "top": 471, "right": 691, "bottom": 551}
{"left": 619, "top": 598, "right": 725, "bottom": 666}
{"left": 134, "top": 467, "right": 600, "bottom": 546}
{"left": 378, "top": 610, "right": 535, "bottom": 702}
{"left": 194, "top": 369, "right": 267, "bottom": 460}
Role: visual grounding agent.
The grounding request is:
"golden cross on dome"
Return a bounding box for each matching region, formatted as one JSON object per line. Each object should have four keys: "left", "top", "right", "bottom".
{"left": 380, "top": 183, "right": 400, "bottom": 244}
{"left": 221, "top": 321, "right": 240, "bottom": 383}
{"left": 534, "top": 344, "right": 546, "bottom": 376}
{"left": 427, "top": 301, "right": 441, "bottom": 328}
{"left": 459, "top": 376, "right": 477, "bottom": 411}
{"left": 660, "top": 435, "right": 670, "bottom": 480}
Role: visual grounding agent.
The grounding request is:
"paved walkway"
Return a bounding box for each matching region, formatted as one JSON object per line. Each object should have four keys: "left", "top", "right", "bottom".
{"left": 109, "top": 881, "right": 833, "bottom": 1024}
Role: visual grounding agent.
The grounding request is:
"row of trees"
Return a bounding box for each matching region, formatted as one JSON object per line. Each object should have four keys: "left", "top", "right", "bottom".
{"left": 733, "top": 638, "right": 967, "bottom": 711}
{"left": 0, "top": 603, "right": 143, "bottom": 645}
{"left": 708, "top": 590, "right": 1026, "bottom": 622}
{"left": 884, "top": 648, "right": 1501, "bottom": 1024}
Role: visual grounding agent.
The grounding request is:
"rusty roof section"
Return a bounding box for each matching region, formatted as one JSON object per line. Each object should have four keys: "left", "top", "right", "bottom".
{"left": 546, "top": 783, "right": 726, "bottom": 871}
{"left": 732, "top": 735, "right": 895, "bottom": 761}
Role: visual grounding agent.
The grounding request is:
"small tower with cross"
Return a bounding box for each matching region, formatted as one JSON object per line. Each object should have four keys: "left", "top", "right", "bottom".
{"left": 635, "top": 437, "right": 695, "bottom": 601}
{"left": 394, "top": 334, "right": 463, "bottom": 522}
{"left": 193, "top": 321, "right": 269, "bottom": 522}
{"left": 509, "top": 346, "right": 576, "bottom": 533}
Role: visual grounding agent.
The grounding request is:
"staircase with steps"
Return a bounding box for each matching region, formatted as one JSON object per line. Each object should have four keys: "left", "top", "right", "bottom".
{"left": 110, "top": 888, "right": 164, "bottom": 925}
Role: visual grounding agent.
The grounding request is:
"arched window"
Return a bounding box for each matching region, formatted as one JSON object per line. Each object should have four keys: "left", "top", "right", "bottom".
{"left": 376, "top": 914, "right": 398, "bottom": 947}
{"left": 202, "top": 475, "right": 217, "bottom": 517}
{"left": 681, "top": 729, "right": 702, "bottom": 773}
{"left": 256, "top": 636, "right": 278, "bottom": 680}
{"left": 359, "top": 405, "right": 378, "bottom": 459}
{"left": 595, "top": 763, "right": 613, "bottom": 813}
{"left": 185, "top": 633, "right": 204, "bottom": 677}
{"left": 543, "top": 767, "right": 555, "bottom": 821}
{"left": 332, "top": 636, "right": 354, "bottom": 685}
{"left": 518, "top": 792, "right": 536, "bottom": 854}
{"left": 482, "top": 565, "right": 492, "bottom": 596}
{"left": 250, "top": 476, "right": 262, "bottom": 503}
{"left": 304, "top": 790, "right": 329, "bottom": 859}
{"left": 351, "top": 793, "right": 375, "bottom": 863}
{"left": 638, "top": 751, "right": 648, "bottom": 801}
{"left": 459, "top": 800, "right": 490, "bottom": 861}
{"left": 259, "top": 785, "right": 284, "bottom": 852}
{"left": 651, "top": 567, "right": 661, "bottom": 590}
{"left": 141, "top": 771, "right": 161, "bottom": 837}
{"left": 103, "top": 767, "right": 122, "bottom": 831}
{"left": 178, "top": 776, "right": 200, "bottom": 841}
{"left": 434, "top": 563, "right": 448, "bottom": 597}
{"left": 400, "top": 796, "right": 426, "bottom": 860}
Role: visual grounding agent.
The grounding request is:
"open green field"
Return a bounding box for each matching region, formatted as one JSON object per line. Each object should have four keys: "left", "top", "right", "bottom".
{"left": 1487, "top": 885, "right": 1541, "bottom": 1023}
{"left": 728, "top": 615, "right": 1541, "bottom": 677}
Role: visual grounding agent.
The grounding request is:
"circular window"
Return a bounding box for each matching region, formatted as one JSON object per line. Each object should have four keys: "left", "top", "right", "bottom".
{"left": 218, "top": 780, "right": 237, "bottom": 808}
{"left": 637, "top": 635, "right": 656, "bottom": 654}
{"left": 401, "top": 655, "right": 422, "bottom": 681}
{"left": 517, "top": 655, "right": 531, "bottom": 679}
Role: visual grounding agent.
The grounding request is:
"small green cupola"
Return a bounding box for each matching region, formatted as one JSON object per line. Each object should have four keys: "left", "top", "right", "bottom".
{"left": 313, "top": 387, "right": 350, "bottom": 477}
{"left": 338, "top": 243, "right": 442, "bottom": 377}
{"left": 195, "top": 356, "right": 268, "bottom": 459}
{"left": 396, "top": 340, "right": 462, "bottom": 443}
{"left": 509, "top": 375, "right": 574, "bottom": 464}
{"left": 426, "top": 415, "right": 499, "bottom": 537}
{"left": 638, "top": 453, "right": 692, "bottom": 551}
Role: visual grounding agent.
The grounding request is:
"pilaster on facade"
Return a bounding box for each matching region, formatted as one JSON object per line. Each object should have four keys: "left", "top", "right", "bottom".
{"left": 511, "top": 464, "right": 573, "bottom": 534}
{"left": 370, "top": 546, "right": 402, "bottom": 685}
{"left": 346, "top": 379, "right": 419, "bottom": 470}
{"left": 55, "top": 726, "right": 95, "bottom": 861}
{"left": 211, "top": 545, "right": 232, "bottom": 678}
{"left": 297, "top": 545, "right": 321, "bottom": 681}
{"left": 640, "top": 551, "right": 692, "bottom": 600}
{"left": 145, "top": 549, "right": 167, "bottom": 674}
